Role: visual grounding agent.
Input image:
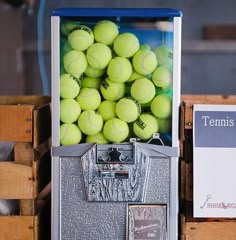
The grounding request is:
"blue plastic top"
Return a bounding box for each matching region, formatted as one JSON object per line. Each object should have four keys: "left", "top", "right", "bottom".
{"left": 51, "top": 8, "right": 182, "bottom": 18}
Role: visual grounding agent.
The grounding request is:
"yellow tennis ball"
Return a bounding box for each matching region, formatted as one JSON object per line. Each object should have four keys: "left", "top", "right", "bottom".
{"left": 154, "top": 45, "right": 173, "bottom": 66}
{"left": 100, "top": 78, "right": 126, "bottom": 101}
{"left": 86, "top": 43, "right": 112, "bottom": 69}
{"left": 98, "top": 100, "right": 117, "bottom": 121}
{"left": 60, "top": 73, "right": 80, "bottom": 99}
{"left": 78, "top": 110, "right": 103, "bottom": 135}
{"left": 131, "top": 77, "right": 156, "bottom": 104}
{"left": 156, "top": 117, "right": 171, "bottom": 133}
{"left": 116, "top": 97, "right": 141, "bottom": 123}
{"left": 85, "top": 64, "right": 106, "bottom": 78}
{"left": 76, "top": 88, "right": 101, "bottom": 110}
{"left": 61, "top": 41, "right": 72, "bottom": 56}
{"left": 133, "top": 113, "right": 159, "bottom": 140}
{"left": 81, "top": 76, "right": 102, "bottom": 90}
{"left": 113, "top": 32, "right": 140, "bottom": 57}
{"left": 93, "top": 20, "right": 119, "bottom": 45}
{"left": 60, "top": 123, "right": 82, "bottom": 145}
{"left": 61, "top": 21, "right": 78, "bottom": 36}
{"left": 60, "top": 99, "right": 81, "bottom": 123}
{"left": 132, "top": 49, "right": 158, "bottom": 75}
{"left": 86, "top": 131, "right": 109, "bottom": 144}
{"left": 152, "top": 65, "right": 172, "bottom": 90}
{"left": 63, "top": 50, "right": 87, "bottom": 76}
{"left": 60, "top": 63, "right": 67, "bottom": 75}
{"left": 127, "top": 70, "right": 144, "bottom": 83}
{"left": 151, "top": 94, "right": 172, "bottom": 119}
{"left": 139, "top": 44, "right": 151, "bottom": 50}
{"left": 107, "top": 57, "right": 132, "bottom": 83}
{"left": 68, "top": 26, "right": 94, "bottom": 51}
{"left": 103, "top": 118, "right": 129, "bottom": 143}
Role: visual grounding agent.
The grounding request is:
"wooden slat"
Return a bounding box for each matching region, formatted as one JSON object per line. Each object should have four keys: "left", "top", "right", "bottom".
{"left": 14, "top": 142, "right": 34, "bottom": 166}
{"left": 0, "top": 105, "right": 33, "bottom": 142}
{"left": 185, "top": 222, "right": 236, "bottom": 240}
{"left": 0, "top": 95, "right": 50, "bottom": 108}
{"left": 180, "top": 160, "right": 186, "bottom": 200}
{"left": 0, "top": 215, "right": 38, "bottom": 240}
{"left": 20, "top": 199, "right": 37, "bottom": 216}
{"left": 180, "top": 235, "right": 186, "bottom": 240}
{"left": 181, "top": 94, "right": 236, "bottom": 104}
{"left": 0, "top": 96, "right": 51, "bottom": 145}
{"left": 0, "top": 162, "right": 35, "bottom": 199}
{"left": 185, "top": 162, "right": 193, "bottom": 202}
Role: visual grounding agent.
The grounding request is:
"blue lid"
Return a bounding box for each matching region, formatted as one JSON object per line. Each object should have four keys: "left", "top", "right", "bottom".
{"left": 51, "top": 8, "right": 182, "bottom": 18}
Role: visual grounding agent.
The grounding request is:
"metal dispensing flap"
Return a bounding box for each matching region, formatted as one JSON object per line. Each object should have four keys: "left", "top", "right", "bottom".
{"left": 81, "top": 143, "right": 149, "bottom": 202}
{"left": 52, "top": 142, "right": 178, "bottom": 202}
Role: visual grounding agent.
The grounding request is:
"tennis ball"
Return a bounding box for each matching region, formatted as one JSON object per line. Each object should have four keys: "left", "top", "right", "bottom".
{"left": 107, "top": 57, "right": 132, "bottom": 83}
{"left": 103, "top": 118, "right": 129, "bottom": 143}
{"left": 61, "top": 21, "right": 78, "bottom": 36}
{"left": 151, "top": 94, "right": 172, "bottom": 119}
{"left": 152, "top": 65, "right": 172, "bottom": 90}
{"left": 60, "top": 74, "right": 80, "bottom": 99}
{"left": 98, "top": 100, "right": 117, "bottom": 121}
{"left": 113, "top": 32, "right": 140, "bottom": 58}
{"left": 154, "top": 45, "right": 173, "bottom": 66}
{"left": 60, "top": 123, "right": 82, "bottom": 145}
{"left": 100, "top": 78, "right": 126, "bottom": 101}
{"left": 68, "top": 26, "right": 94, "bottom": 51}
{"left": 61, "top": 41, "right": 72, "bottom": 56}
{"left": 156, "top": 117, "right": 171, "bottom": 133}
{"left": 131, "top": 78, "right": 156, "bottom": 104}
{"left": 63, "top": 50, "right": 87, "bottom": 76}
{"left": 76, "top": 88, "right": 101, "bottom": 110}
{"left": 60, "top": 63, "right": 67, "bottom": 75}
{"left": 81, "top": 76, "right": 101, "bottom": 90}
{"left": 86, "top": 43, "right": 112, "bottom": 69}
{"left": 127, "top": 70, "right": 144, "bottom": 83}
{"left": 93, "top": 20, "right": 119, "bottom": 45}
{"left": 78, "top": 110, "right": 103, "bottom": 135}
{"left": 133, "top": 113, "right": 159, "bottom": 140}
{"left": 156, "top": 87, "right": 173, "bottom": 96}
{"left": 85, "top": 64, "right": 106, "bottom": 78}
{"left": 86, "top": 131, "right": 109, "bottom": 144}
{"left": 139, "top": 44, "right": 151, "bottom": 50}
{"left": 132, "top": 49, "right": 158, "bottom": 75}
{"left": 116, "top": 97, "right": 141, "bottom": 123}
{"left": 60, "top": 99, "right": 81, "bottom": 123}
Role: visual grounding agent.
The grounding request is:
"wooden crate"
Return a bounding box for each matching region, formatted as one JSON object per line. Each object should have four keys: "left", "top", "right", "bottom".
{"left": 0, "top": 95, "right": 51, "bottom": 146}
{"left": 0, "top": 95, "right": 51, "bottom": 198}
{"left": 0, "top": 96, "right": 51, "bottom": 239}
{"left": 203, "top": 24, "right": 236, "bottom": 40}
{"left": 180, "top": 95, "right": 236, "bottom": 240}
{"left": 0, "top": 183, "right": 51, "bottom": 240}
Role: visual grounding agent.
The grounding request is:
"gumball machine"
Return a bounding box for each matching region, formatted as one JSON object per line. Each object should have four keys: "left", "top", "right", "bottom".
{"left": 51, "top": 8, "right": 182, "bottom": 240}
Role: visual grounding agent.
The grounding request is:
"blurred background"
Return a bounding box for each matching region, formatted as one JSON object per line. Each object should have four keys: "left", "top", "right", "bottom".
{"left": 1, "top": 0, "right": 236, "bottom": 96}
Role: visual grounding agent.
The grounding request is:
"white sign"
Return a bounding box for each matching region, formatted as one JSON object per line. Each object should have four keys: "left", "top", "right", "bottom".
{"left": 193, "top": 104, "right": 236, "bottom": 218}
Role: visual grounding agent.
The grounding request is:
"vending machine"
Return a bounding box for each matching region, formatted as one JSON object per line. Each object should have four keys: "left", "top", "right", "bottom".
{"left": 51, "top": 8, "right": 182, "bottom": 240}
